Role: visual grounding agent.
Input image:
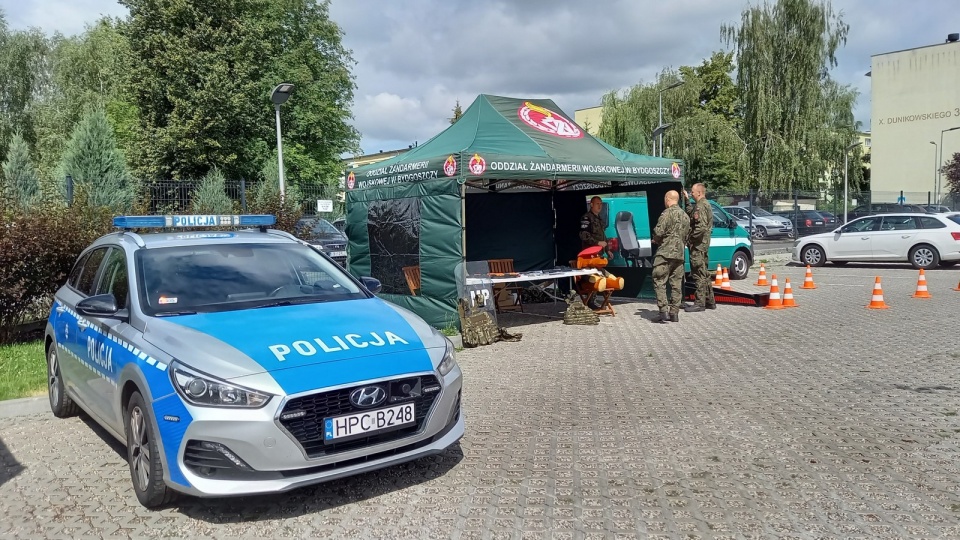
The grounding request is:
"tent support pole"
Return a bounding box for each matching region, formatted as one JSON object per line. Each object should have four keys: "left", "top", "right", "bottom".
{"left": 460, "top": 182, "right": 467, "bottom": 267}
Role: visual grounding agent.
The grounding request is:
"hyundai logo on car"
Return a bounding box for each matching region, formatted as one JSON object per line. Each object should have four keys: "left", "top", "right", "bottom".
{"left": 350, "top": 386, "right": 387, "bottom": 408}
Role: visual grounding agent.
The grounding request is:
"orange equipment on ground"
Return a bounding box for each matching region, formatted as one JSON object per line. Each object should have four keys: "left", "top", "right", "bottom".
{"left": 572, "top": 246, "right": 619, "bottom": 316}
{"left": 781, "top": 278, "right": 798, "bottom": 308}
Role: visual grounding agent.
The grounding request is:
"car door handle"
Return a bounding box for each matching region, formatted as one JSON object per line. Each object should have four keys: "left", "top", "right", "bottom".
{"left": 55, "top": 305, "right": 65, "bottom": 314}
{"left": 901, "top": 235, "right": 911, "bottom": 239}
{"left": 861, "top": 237, "right": 869, "bottom": 240}
{"left": 77, "top": 319, "right": 89, "bottom": 331}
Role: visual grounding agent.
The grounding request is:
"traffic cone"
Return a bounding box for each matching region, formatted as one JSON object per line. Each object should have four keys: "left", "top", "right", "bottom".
{"left": 764, "top": 274, "right": 784, "bottom": 309}
{"left": 781, "top": 278, "right": 798, "bottom": 307}
{"left": 721, "top": 267, "right": 732, "bottom": 290}
{"left": 714, "top": 264, "right": 723, "bottom": 287}
{"left": 801, "top": 265, "right": 817, "bottom": 289}
{"left": 911, "top": 269, "right": 931, "bottom": 299}
{"left": 866, "top": 276, "right": 890, "bottom": 309}
{"left": 954, "top": 278, "right": 960, "bottom": 292}
{"left": 754, "top": 263, "right": 769, "bottom": 286}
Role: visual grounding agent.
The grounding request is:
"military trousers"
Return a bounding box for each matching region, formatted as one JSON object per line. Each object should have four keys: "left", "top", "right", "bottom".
{"left": 689, "top": 247, "right": 715, "bottom": 307}
{"left": 651, "top": 255, "right": 684, "bottom": 312}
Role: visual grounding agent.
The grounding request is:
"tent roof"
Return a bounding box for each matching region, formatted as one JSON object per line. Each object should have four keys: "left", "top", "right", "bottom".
{"left": 346, "top": 94, "right": 683, "bottom": 191}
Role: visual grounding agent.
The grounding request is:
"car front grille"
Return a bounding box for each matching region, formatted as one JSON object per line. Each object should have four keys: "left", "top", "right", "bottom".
{"left": 278, "top": 375, "right": 442, "bottom": 458}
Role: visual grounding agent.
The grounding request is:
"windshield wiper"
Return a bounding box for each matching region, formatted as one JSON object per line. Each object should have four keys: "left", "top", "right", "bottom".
{"left": 254, "top": 297, "right": 329, "bottom": 309}
{"left": 155, "top": 310, "right": 198, "bottom": 317}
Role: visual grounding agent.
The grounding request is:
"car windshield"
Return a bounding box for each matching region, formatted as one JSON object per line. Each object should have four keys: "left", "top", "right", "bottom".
{"left": 753, "top": 208, "right": 774, "bottom": 217}
{"left": 136, "top": 243, "right": 365, "bottom": 315}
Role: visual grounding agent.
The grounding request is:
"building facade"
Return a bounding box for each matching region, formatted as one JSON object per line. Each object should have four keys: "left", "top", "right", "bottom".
{"left": 870, "top": 36, "right": 960, "bottom": 205}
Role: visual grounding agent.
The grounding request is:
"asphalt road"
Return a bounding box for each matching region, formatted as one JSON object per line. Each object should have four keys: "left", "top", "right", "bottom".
{"left": 2, "top": 258, "right": 960, "bottom": 538}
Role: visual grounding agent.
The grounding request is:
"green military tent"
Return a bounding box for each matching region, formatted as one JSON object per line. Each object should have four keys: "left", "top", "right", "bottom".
{"left": 344, "top": 94, "right": 684, "bottom": 327}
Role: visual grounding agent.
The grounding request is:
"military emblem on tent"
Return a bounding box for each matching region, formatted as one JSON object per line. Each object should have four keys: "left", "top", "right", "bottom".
{"left": 518, "top": 101, "right": 583, "bottom": 139}
{"left": 469, "top": 154, "right": 486, "bottom": 175}
{"left": 443, "top": 155, "right": 458, "bottom": 177}
{"left": 671, "top": 163, "right": 681, "bottom": 179}
{"left": 347, "top": 171, "right": 356, "bottom": 189}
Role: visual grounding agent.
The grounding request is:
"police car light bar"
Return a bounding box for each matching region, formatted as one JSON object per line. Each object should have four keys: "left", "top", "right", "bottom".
{"left": 113, "top": 214, "right": 276, "bottom": 229}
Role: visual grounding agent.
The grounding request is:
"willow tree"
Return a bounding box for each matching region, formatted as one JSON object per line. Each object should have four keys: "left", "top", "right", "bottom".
{"left": 722, "top": 0, "right": 860, "bottom": 194}
{"left": 597, "top": 52, "right": 745, "bottom": 190}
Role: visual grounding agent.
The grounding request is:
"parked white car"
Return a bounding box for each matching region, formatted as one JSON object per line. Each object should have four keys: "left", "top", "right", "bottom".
{"left": 723, "top": 206, "right": 794, "bottom": 239}
{"left": 792, "top": 213, "right": 960, "bottom": 269}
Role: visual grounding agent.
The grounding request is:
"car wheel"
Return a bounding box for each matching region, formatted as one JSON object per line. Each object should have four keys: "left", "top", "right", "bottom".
{"left": 786, "top": 229, "right": 796, "bottom": 239}
{"left": 125, "top": 391, "right": 176, "bottom": 508}
{"left": 909, "top": 244, "right": 940, "bottom": 270}
{"left": 729, "top": 250, "right": 750, "bottom": 280}
{"left": 47, "top": 343, "right": 79, "bottom": 418}
{"left": 801, "top": 245, "right": 826, "bottom": 267}
{"left": 753, "top": 226, "right": 768, "bottom": 240}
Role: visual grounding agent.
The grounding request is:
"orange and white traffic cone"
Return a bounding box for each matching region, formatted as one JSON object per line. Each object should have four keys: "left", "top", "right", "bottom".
{"left": 867, "top": 276, "right": 890, "bottom": 309}
{"left": 754, "top": 263, "right": 769, "bottom": 286}
{"left": 801, "top": 265, "right": 817, "bottom": 289}
{"left": 721, "top": 267, "right": 732, "bottom": 290}
{"left": 954, "top": 278, "right": 960, "bottom": 292}
{"left": 714, "top": 264, "right": 723, "bottom": 287}
{"left": 781, "top": 278, "right": 798, "bottom": 307}
{"left": 764, "top": 274, "right": 784, "bottom": 309}
{"left": 911, "top": 269, "right": 931, "bottom": 298}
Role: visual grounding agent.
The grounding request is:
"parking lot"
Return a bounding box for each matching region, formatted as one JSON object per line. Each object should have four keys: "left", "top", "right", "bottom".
{"left": 2, "top": 257, "right": 960, "bottom": 539}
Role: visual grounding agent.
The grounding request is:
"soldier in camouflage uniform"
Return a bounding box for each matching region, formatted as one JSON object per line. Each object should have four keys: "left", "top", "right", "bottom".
{"left": 683, "top": 183, "right": 716, "bottom": 312}
{"left": 651, "top": 190, "right": 690, "bottom": 323}
{"left": 579, "top": 196, "right": 607, "bottom": 250}
{"left": 579, "top": 196, "right": 608, "bottom": 309}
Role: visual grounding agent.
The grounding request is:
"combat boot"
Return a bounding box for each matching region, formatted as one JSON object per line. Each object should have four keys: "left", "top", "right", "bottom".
{"left": 669, "top": 310, "right": 680, "bottom": 323}
{"left": 658, "top": 310, "right": 671, "bottom": 324}
{"left": 684, "top": 304, "right": 705, "bottom": 313}
{"left": 706, "top": 303, "right": 717, "bottom": 310}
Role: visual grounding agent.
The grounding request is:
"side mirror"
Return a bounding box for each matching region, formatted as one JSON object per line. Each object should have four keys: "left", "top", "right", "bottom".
{"left": 76, "top": 294, "right": 120, "bottom": 318}
{"left": 360, "top": 276, "right": 382, "bottom": 294}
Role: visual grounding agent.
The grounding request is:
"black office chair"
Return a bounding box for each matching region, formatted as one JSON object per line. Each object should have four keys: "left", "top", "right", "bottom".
{"left": 615, "top": 211, "right": 649, "bottom": 267}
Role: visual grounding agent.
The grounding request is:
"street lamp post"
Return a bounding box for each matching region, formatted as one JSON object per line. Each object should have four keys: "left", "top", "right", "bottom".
{"left": 270, "top": 83, "right": 296, "bottom": 199}
{"left": 843, "top": 141, "right": 862, "bottom": 224}
{"left": 929, "top": 141, "right": 938, "bottom": 203}
{"left": 652, "top": 123, "right": 672, "bottom": 157}
{"left": 939, "top": 126, "right": 960, "bottom": 204}
{"left": 657, "top": 81, "right": 684, "bottom": 157}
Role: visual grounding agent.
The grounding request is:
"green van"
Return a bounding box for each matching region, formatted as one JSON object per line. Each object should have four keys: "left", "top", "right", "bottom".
{"left": 600, "top": 196, "right": 754, "bottom": 280}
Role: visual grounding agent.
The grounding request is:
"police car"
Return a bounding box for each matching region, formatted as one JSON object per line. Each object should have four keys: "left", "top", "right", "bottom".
{"left": 44, "top": 214, "right": 463, "bottom": 507}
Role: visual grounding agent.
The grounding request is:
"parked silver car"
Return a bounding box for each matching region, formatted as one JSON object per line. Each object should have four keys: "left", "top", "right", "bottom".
{"left": 722, "top": 206, "right": 794, "bottom": 239}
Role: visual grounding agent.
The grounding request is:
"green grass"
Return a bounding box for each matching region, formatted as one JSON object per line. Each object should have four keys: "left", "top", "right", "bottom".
{"left": 0, "top": 340, "right": 46, "bottom": 401}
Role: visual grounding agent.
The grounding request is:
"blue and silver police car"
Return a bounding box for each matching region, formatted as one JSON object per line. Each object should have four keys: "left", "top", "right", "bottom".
{"left": 44, "top": 214, "right": 463, "bottom": 507}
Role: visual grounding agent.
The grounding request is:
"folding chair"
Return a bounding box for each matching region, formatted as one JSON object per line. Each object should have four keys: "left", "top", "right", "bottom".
{"left": 402, "top": 265, "right": 421, "bottom": 296}
{"left": 487, "top": 258, "right": 523, "bottom": 313}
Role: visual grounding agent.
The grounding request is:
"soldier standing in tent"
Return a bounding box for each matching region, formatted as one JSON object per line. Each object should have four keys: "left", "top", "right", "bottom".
{"left": 683, "top": 183, "right": 716, "bottom": 312}
{"left": 579, "top": 196, "right": 607, "bottom": 250}
{"left": 651, "top": 190, "right": 690, "bottom": 323}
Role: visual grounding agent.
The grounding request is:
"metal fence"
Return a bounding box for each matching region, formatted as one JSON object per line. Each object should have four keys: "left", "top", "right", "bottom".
{"left": 65, "top": 176, "right": 344, "bottom": 217}
{"left": 708, "top": 188, "right": 958, "bottom": 216}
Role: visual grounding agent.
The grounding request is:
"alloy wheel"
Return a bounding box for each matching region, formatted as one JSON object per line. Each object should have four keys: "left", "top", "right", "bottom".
{"left": 129, "top": 407, "right": 151, "bottom": 491}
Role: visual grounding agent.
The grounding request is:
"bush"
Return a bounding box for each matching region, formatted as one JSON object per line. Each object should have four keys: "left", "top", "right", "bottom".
{"left": 0, "top": 199, "right": 112, "bottom": 343}
{"left": 248, "top": 179, "right": 303, "bottom": 233}
{"left": 190, "top": 167, "right": 235, "bottom": 214}
{"left": 1, "top": 133, "right": 41, "bottom": 209}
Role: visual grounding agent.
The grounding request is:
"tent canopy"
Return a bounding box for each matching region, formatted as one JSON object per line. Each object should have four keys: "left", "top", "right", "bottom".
{"left": 347, "top": 94, "right": 683, "bottom": 190}
{"left": 344, "top": 94, "right": 684, "bottom": 329}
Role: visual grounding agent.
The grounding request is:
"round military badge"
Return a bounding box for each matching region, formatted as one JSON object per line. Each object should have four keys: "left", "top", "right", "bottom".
{"left": 671, "top": 162, "right": 681, "bottom": 179}
{"left": 469, "top": 154, "right": 486, "bottom": 175}
{"left": 443, "top": 155, "right": 457, "bottom": 177}
{"left": 347, "top": 172, "right": 356, "bottom": 189}
{"left": 518, "top": 101, "right": 583, "bottom": 139}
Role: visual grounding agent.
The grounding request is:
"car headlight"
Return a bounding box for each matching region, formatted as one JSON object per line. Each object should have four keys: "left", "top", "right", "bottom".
{"left": 171, "top": 363, "right": 272, "bottom": 408}
{"left": 437, "top": 338, "right": 459, "bottom": 377}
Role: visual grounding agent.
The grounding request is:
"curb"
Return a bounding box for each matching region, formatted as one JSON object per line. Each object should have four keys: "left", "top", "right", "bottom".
{"left": 0, "top": 396, "right": 48, "bottom": 418}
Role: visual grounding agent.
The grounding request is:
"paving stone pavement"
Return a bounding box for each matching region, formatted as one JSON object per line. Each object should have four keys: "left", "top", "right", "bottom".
{"left": 2, "top": 260, "right": 960, "bottom": 539}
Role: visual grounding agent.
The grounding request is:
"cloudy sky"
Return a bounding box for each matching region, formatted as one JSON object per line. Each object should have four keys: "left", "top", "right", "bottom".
{"left": 4, "top": 0, "right": 957, "bottom": 156}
